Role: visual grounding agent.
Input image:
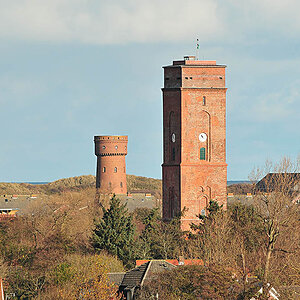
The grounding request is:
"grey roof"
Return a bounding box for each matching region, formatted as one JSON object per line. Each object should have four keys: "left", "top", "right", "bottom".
{"left": 256, "top": 173, "right": 300, "bottom": 192}
{"left": 120, "top": 262, "right": 149, "bottom": 289}
{"left": 120, "top": 260, "right": 176, "bottom": 290}
{"left": 0, "top": 195, "right": 39, "bottom": 212}
{"left": 142, "top": 260, "right": 175, "bottom": 286}
{"left": 117, "top": 194, "right": 158, "bottom": 212}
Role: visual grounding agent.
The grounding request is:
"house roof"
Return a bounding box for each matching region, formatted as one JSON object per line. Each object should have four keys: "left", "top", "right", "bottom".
{"left": 119, "top": 260, "right": 175, "bottom": 290}
{"left": 256, "top": 173, "right": 300, "bottom": 192}
{"left": 120, "top": 262, "right": 150, "bottom": 289}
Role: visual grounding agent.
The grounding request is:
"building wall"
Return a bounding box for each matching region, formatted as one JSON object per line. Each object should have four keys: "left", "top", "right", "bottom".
{"left": 94, "top": 136, "right": 128, "bottom": 194}
{"left": 162, "top": 58, "right": 227, "bottom": 230}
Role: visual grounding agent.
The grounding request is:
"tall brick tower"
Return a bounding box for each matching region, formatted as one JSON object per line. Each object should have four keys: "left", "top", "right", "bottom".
{"left": 162, "top": 56, "right": 227, "bottom": 230}
{"left": 94, "top": 135, "right": 128, "bottom": 194}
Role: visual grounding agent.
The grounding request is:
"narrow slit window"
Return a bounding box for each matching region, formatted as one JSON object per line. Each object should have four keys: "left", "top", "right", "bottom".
{"left": 203, "top": 96, "right": 206, "bottom": 106}
{"left": 172, "top": 148, "right": 175, "bottom": 161}
{"left": 103, "top": 167, "right": 106, "bottom": 173}
{"left": 120, "top": 182, "right": 123, "bottom": 188}
{"left": 200, "top": 147, "right": 206, "bottom": 160}
{"left": 114, "top": 167, "right": 117, "bottom": 173}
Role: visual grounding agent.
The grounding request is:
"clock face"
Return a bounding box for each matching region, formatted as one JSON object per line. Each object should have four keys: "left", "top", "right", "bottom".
{"left": 171, "top": 133, "right": 176, "bottom": 143}
{"left": 199, "top": 133, "right": 207, "bottom": 142}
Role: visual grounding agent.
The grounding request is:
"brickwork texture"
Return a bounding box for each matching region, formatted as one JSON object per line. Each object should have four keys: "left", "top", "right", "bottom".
{"left": 162, "top": 57, "right": 227, "bottom": 230}
{"left": 94, "top": 135, "right": 128, "bottom": 194}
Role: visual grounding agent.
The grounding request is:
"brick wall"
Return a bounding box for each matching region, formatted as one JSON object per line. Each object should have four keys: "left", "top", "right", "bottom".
{"left": 162, "top": 58, "right": 227, "bottom": 230}
{"left": 94, "top": 136, "right": 128, "bottom": 194}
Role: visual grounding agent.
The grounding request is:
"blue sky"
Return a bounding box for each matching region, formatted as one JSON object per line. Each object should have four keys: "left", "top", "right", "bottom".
{"left": 0, "top": 0, "right": 299, "bottom": 182}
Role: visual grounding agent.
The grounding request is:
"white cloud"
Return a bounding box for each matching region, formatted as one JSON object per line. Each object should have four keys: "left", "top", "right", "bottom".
{"left": 1, "top": 0, "right": 300, "bottom": 45}
{"left": 0, "top": 0, "right": 223, "bottom": 44}
{"left": 220, "top": 0, "right": 300, "bottom": 42}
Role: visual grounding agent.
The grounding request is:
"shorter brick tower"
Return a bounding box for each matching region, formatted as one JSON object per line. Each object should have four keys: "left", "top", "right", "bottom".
{"left": 94, "top": 135, "right": 128, "bottom": 194}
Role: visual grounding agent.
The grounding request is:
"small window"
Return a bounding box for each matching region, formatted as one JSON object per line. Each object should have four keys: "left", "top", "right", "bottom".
{"left": 120, "top": 182, "right": 123, "bottom": 188}
{"left": 219, "top": 76, "right": 222, "bottom": 79}
{"left": 109, "top": 182, "right": 112, "bottom": 188}
{"left": 172, "top": 148, "right": 175, "bottom": 161}
{"left": 190, "top": 77, "right": 192, "bottom": 79}
{"left": 114, "top": 167, "right": 117, "bottom": 173}
{"left": 115, "top": 145, "right": 118, "bottom": 150}
{"left": 203, "top": 96, "right": 206, "bottom": 106}
{"left": 200, "top": 147, "right": 206, "bottom": 160}
{"left": 201, "top": 209, "right": 206, "bottom": 216}
{"left": 103, "top": 167, "right": 106, "bottom": 173}
{"left": 185, "top": 77, "right": 188, "bottom": 79}
{"left": 165, "top": 77, "right": 170, "bottom": 80}
{"left": 102, "top": 145, "right": 106, "bottom": 149}
{"left": 177, "top": 77, "right": 181, "bottom": 80}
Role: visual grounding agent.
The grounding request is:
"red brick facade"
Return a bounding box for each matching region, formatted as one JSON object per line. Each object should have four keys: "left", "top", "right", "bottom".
{"left": 162, "top": 56, "right": 227, "bottom": 230}
{"left": 94, "top": 135, "right": 128, "bottom": 194}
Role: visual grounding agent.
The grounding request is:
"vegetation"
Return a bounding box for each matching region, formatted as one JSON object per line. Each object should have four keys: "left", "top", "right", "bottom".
{"left": 0, "top": 189, "right": 124, "bottom": 299}
{"left": 0, "top": 174, "right": 162, "bottom": 196}
{"left": 227, "top": 183, "right": 253, "bottom": 194}
{"left": 136, "top": 264, "right": 238, "bottom": 300}
{"left": 0, "top": 158, "right": 299, "bottom": 299}
{"left": 93, "top": 195, "right": 135, "bottom": 267}
{"left": 126, "top": 174, "right": 162, "bottom": 197}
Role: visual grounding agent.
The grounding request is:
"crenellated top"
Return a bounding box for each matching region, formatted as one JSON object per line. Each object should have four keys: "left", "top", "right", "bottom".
{"left": 94, "top": 135, "right": 128, "bottom": 156}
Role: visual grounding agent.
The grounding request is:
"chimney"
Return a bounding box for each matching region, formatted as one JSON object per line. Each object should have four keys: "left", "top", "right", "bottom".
{"left": 178, "top": 256, "right": 185, "bottom": 265}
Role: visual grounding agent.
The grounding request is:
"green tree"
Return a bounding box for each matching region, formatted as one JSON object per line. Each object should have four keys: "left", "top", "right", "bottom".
{"left": 134, "top": 208, "right": 188, "bottom": 259}
{"left": 92, "top": 195, "right": 134, "bottom": 266}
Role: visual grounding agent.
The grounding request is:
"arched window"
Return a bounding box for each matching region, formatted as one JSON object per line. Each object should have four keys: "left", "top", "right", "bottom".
{"left": 114, "top": 167, "right": 117, "bottom": 173}
{"left": 200, "top": 209, "right": 206, "bottom": 216}
{"left": 200, "top": 147, "right": 206, "bottom": 160}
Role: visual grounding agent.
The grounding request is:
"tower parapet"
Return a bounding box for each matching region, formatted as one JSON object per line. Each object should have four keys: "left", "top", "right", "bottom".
{"left": 94, "top": 135, "right": 128, "bottom": 194}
